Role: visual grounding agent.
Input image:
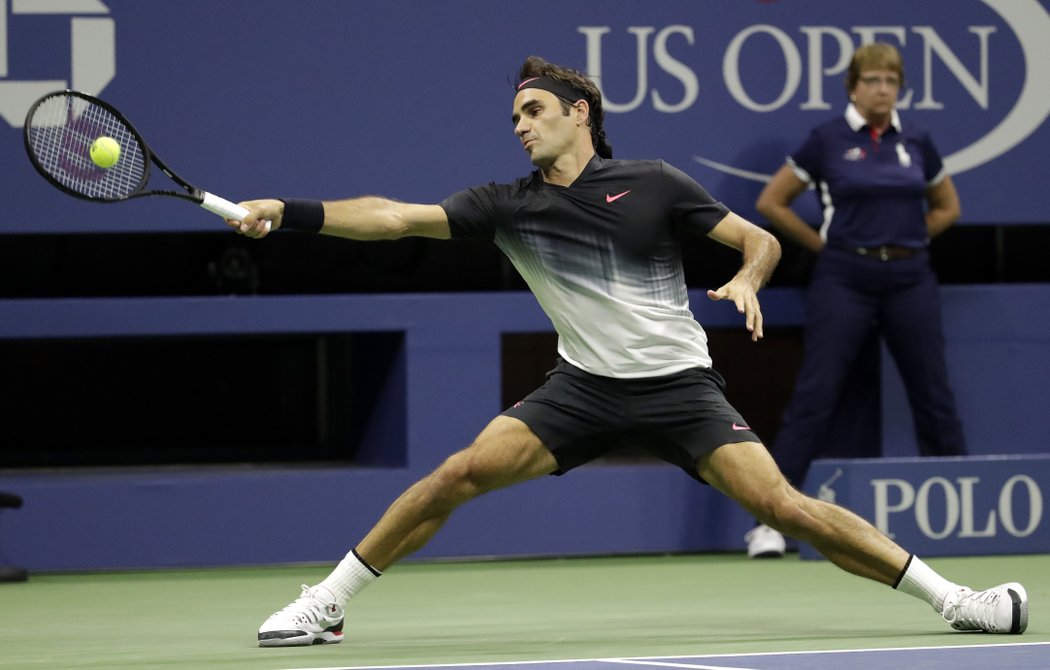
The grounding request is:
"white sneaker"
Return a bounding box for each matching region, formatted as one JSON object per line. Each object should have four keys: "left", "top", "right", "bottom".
{"left": 744, "top": 524, "right": 785, "bottom": 559}
{"left": 942, "top": 582, "right": 1028, "bottom": 634}
{"left": 258, "top": 584, "right": 345, "bottom": 647}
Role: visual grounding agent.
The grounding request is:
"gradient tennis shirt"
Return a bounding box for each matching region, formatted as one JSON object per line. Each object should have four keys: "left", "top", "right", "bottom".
{"left": 788, "top": 103, "right": 947, "bottom": 250}
{"left": 441, "top": 156, "right": 730, "bottom": 379}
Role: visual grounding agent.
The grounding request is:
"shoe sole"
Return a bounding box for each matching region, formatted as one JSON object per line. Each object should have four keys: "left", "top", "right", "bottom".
{"left": 1007, "top": 583, "right": 1028, "bottom": 635}
{"left": 748, "top": 551, "right": 785, "bottom": 559}
{"left": 259, "top": 629, "right": 344, "bottom": 647}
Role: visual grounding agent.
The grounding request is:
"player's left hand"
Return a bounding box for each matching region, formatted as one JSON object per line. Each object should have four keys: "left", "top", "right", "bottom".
{"left": 707, "top": 279, "right": 764, "bottom": 341}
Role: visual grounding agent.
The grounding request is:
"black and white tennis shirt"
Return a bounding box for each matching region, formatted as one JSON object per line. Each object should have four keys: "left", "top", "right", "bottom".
{"left": 441, "top": 156, "right": 731, "bottom": 379}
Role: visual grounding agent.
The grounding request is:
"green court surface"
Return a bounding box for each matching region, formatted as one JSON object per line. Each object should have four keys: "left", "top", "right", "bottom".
{"left": 0, "top": 553, "right": 1044, "bottom": 669}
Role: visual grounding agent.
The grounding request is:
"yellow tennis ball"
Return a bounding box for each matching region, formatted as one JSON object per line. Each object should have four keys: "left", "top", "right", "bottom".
{"left": 89, "top": 136, "right": 120, "bottom": 168}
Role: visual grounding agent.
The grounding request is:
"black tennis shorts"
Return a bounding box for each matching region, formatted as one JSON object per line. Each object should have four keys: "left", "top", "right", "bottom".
{"left": 502, "top": 358, "right": 761, "bottom": 483}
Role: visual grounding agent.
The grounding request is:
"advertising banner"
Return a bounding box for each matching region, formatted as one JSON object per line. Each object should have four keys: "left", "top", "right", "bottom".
{"left": 801, "top": 455, "right": 1049, "bottom": 559}
{"left": 1, "top": 0, "right": 1047, "bottom": 233}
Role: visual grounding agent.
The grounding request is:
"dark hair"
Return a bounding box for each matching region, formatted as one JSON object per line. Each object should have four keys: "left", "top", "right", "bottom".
{"left": 846, "top": 42, "right": 905, "bottom": 93}
{"left": 517, "top": 55, "right": 612, "bottom": 158}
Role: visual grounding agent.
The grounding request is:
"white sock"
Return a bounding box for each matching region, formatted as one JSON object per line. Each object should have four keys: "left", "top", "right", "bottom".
{"left": 316, "top": 549, "right": 381, "bottom": 606}
{"left": 894, "top": 555, "right": 962, "bottom": 613}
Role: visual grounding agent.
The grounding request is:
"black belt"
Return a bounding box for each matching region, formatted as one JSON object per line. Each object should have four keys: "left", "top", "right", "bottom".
{"left": 851, "top": 245, "right": 920, "bottom": 261}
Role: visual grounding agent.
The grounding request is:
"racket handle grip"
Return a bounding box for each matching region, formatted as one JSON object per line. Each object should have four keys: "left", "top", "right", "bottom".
{"left": 199, "top": 191, "right": 250, "bottom": 221}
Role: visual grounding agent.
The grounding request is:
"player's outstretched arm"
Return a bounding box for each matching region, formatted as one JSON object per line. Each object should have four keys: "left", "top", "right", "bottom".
{"left": 230, "top": 197, "right": 451, "bottom": 241}
{"left": 706, "top": 211, "right": 781, "bottom": 341}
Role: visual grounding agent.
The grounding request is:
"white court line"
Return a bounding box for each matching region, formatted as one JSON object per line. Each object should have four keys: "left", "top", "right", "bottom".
{"left": 272, "top": 641, "right": 1050, "bottom": 670}
{"left": 272, "top": 660, "right": 590, "bottom": 670}
{"left": 600, "top": 659, "right": 754, "bottom": 670}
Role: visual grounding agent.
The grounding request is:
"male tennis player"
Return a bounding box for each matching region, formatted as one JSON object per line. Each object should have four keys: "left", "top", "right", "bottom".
{"left": 232, "top": 56, "right": 1027, "bottom": 647}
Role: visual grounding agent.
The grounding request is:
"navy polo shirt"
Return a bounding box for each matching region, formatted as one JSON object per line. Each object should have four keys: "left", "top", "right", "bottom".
{"left": 788, "top": 104, "right": 946, "bottom": 249}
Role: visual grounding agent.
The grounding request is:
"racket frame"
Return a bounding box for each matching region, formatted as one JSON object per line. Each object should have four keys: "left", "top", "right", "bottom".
{"left": 23, "top": 90, "right": 249, "bottom": 221}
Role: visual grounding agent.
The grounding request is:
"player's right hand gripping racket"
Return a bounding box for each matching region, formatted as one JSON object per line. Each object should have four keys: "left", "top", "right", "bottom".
{"left": 23, "top": 90, "right": 264, "bottom": 227}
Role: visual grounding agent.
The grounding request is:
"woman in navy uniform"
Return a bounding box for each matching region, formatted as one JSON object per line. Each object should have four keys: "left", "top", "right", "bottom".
{"left": 749, "top": 42, "right": 968, "bottom": 558}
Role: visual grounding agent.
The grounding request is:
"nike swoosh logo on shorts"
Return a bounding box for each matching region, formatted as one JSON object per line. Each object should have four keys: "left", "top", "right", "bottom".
{"left": 732, "top": 422, "right": 751, "bottom": 431}
{"left": 606, "top": 190, "right": 631, "bottom": 203}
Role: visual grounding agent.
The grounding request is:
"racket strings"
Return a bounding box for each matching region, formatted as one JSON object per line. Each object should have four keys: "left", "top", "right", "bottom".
{"left": 26, "top": 94, "right": 147, "bottom": 201}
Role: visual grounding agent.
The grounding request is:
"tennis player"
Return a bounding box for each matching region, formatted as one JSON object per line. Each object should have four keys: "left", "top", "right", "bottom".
{"left": 232, "top": 56, "right": 1027, "bottom": 647}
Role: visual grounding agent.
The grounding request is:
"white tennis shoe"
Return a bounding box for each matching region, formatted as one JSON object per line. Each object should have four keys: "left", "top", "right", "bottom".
{"left": 942, "top": 582, "right": 1028, "bottom": 634}
{"left": 744, "top": 524, "right": 786, "bottom": 559}
{"left": 258, "top": 584, "right": 345, "bottom": 647}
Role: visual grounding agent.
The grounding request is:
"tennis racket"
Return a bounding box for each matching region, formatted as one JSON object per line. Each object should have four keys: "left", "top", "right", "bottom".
{"left": 23, "top": 89, "right": 265, "bottom": 227}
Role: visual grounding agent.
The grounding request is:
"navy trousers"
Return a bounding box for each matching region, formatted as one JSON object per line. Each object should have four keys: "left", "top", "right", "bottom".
{"left": 772, "top": 246, "right": 968, "bottom": 488}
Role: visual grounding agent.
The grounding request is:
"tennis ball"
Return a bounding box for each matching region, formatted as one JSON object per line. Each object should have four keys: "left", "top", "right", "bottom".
{"left": 89, "top": 136, "right": 120, "bottom": 168}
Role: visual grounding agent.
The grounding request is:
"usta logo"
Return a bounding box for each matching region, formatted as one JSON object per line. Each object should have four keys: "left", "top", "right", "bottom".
{"left": 0, "top": 0, "right": 114, "bottom": 128}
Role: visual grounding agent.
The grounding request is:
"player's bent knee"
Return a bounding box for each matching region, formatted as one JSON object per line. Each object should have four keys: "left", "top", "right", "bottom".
{"left": 752, "top": 487, "right": 811, "bottom": 533}
{"left": 429, "top": 443, "right": 524, "bottom": 501}
{"left": 428, "top": 451, "right": 489, "bottom": 500}
{"left": 416, "top": 417, "right": 556, "bottom": 508}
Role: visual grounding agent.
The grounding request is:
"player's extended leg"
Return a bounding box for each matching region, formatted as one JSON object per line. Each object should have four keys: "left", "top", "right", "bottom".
{"left": 356, "top": 415, "right": 559, "bottom": 570}
{"left": 259, "top": 415, "right": 558, "bottom": 646}
{"left": 698, "top": 440, "right": 1028, "bottom": 633}
{"left": 700, "top": 440, "right": 908, "bottom": 583}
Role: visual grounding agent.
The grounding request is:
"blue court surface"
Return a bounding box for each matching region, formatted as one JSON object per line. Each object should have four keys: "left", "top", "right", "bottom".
{"left": 277, "top": 642, "right": 1049, "bottom": 670}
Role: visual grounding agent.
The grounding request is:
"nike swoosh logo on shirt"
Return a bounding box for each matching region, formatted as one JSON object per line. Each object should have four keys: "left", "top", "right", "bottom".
{"left": 605, "top": 190, "right": 631, "bottom": 203}
{"left": 732, "top": 422, "right": 751, "bottom": 431}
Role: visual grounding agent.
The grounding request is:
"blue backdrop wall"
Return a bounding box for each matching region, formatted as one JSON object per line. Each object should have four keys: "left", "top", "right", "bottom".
{"left": 0, "top": 286, "right": 1047, "bottom": 571}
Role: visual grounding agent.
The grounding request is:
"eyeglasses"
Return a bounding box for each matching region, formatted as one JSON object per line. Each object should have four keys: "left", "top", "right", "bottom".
{"left": 858, "top": 75, "right": 901, "bottom": 87}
